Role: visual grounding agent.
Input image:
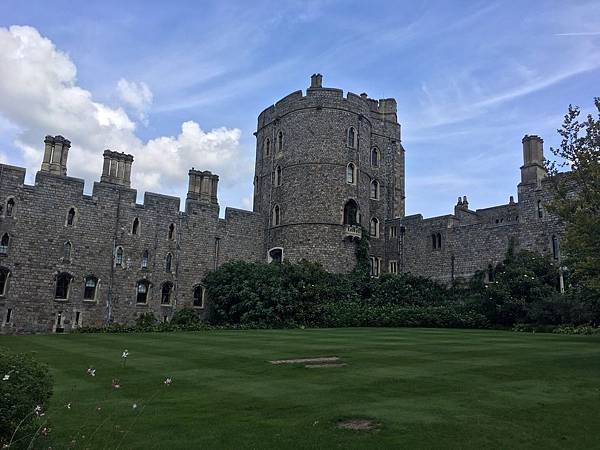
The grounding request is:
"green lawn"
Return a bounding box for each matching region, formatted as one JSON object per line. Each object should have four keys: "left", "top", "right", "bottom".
{"left": 2, "top": 328, "right": 600, "bottom": 449}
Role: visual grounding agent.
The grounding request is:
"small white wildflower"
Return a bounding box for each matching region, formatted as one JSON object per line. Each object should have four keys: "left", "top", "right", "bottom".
{"left": 164, "top": 377, "right": 172, "bottom": 386}
{"left": 132, "top": 403, "right": 138, "bottom": 410}
{"left": 65, "top": 403, "right": 71, "bottom": 410}
{"left": 2, "top": 374, "right": 9, "bottom": 381}
{"left": 122, "top": 349, "right": 129, "bottom": 359}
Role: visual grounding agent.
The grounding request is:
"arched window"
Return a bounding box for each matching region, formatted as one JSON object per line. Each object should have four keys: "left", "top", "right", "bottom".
{"left": 370, "top": 217, "right": 379, "bottom": 238}
{"left": 83, "top": 276, "right": 98, "bottom": 301}
{"left": 115, "top": 247, "right": 124, "bottom": 267}
{"left": 168, "top": 223, "right": 175, "bottom": 240}
{"left": 193, "top": 285, "right": 205, "bottom": 308}
{"left": 487, "top": 264, "right": 495, "bottom": 283}
{"left": 6, "top": 198, "right": 14, "bottom": 217}
{"left": 0, "top": 233, "right": 8, "bottom": 255}
{"left": 346, "top": 163, "right": 356, "bottom": 184}
{"left": 55, "top": 272, "right": 72, "bottom": 300}
{"left": 268, "top": 247, "right": 283, "bottom": 264}
{"left": 277, "top": 131, "right": 283, "bottom": 151}
{"left": 371, "top": 147, "right": 380, "bottom": 167}
{"left": 343, "top": 200, "right": 359, "bottom": 225}
{"left": 132, "top": 218, "right": 140, "bottom": 235}
{"left": 264, "top": 138, "right": 271, "bottom": 156}
{"left": 136, "top": 280, "right": 149, "bottom": 304}
{"left": 552, "top": 235, "right": 560, "bottom": 260}
{"left": 0, "top": 267, "right": 10, "bottom": 296}
{"left": 537, "top": 200, "right": 543, "bottom": 219}
{"left": 370, "top": 180, "right": 380, "bottom": 200}
{"left": 347, "top": 127, "right": 356, "bottom": 148}
{"left": 66, "top": 208, "right": 76, "bottom": 226}
{"left": 63, "top": 241, "right": 72, "bottom": 260}
{"left": 370, "top": 257, "right": 381, "bottom": 277}
{"left": 274, "top": 166, "right": 282, "bottom": 186}
{"left": 432, "top": 234, "right": 437, "bottom": 249}
{"left": 437, "top": 233, "right": 442, "bottom": 249}
{"left": 272, "top": 205, "right": 281, "bottom": 226}
{"left": 165, "top": 253, "right": 173, "bottom": 273}
{"left": 141, "top": 250, "right": 149, "bottom": 269}
{"left": 161, "top": 282, "right": 173, "bottom": 305}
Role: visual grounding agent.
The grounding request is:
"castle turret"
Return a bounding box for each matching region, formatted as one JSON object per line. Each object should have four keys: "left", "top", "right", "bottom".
{"left": 520, "top": 135, "right": 546, "bottom": 186}
{"left": 100, "top": 150, "right": 134, "bottom": 187}
{"left": 253, "top": 74, "right": 403, "bottom": 272}
{"left": 40, "top": 135, "right": 71, "bottom": 176}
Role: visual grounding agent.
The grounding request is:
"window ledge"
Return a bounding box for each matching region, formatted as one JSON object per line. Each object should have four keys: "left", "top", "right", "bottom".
{"left": 135, "top": 303, "right": 148, "bottom": 307}
{"left": 54, "top": 298, "right": 69, "bottom": 302}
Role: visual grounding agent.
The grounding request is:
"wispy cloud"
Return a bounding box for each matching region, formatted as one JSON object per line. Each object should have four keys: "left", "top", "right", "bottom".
{"left": 554, "top": 31, "right": 600, "bottom": 36}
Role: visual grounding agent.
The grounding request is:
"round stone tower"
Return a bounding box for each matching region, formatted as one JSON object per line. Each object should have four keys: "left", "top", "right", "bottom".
{"left": 253, "top": 74, "right": 405, "bottom": 272}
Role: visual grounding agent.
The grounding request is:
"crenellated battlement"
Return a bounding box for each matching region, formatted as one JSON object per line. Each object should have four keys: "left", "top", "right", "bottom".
{"left": 257, "top": 74, "right": 399, "bottom": 130}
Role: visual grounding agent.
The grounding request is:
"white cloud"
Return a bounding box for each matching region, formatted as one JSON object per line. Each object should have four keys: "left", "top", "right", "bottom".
{"left": 0, "top": 25, "right": 247, "bottom": 203}
{"left": 116, "top": 78, "right": 153, "bottom": 122}
{"left": 241, "top": 196, "right": 253, "bottom": 210}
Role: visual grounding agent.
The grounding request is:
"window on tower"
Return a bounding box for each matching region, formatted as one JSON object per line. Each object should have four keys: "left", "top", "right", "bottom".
{"left": 371, "top": 147, "right": 380, "bottom": 167}
{"left": 343, "top": 200, "right": 359, "bottom": 226}
{"left": 346, "top": 163, "right": 356, "bottom": 184}
{"left": 347, "top": 127, "right": 356, "bottom": 148}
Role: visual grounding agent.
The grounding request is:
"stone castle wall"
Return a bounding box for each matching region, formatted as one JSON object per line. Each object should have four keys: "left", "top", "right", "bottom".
{"left": 0, "top": 149, "right": 264, "bottom": 334}
{"left": 0, "top": 76, "right": 567, "bottom": 334}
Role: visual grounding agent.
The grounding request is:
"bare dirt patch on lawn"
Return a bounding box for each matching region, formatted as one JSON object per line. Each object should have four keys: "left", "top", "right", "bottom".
{"left": 336, "top": 418, "right": 380, "bottom": 431}
{"left": 305, "top": 363, "right": 347, "bottom": 368}
{"left": 269, "top": 356, "right": 340, "bottom": 365}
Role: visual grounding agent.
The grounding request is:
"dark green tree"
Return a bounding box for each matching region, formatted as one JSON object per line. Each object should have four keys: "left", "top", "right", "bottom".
{"left": 546, "top": 98, "right": 600, "bottom": 295}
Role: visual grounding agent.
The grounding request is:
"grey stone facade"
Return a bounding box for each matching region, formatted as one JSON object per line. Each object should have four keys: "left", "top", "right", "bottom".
{"left": 0, "top": 75, "right": 564, "bottom": 334}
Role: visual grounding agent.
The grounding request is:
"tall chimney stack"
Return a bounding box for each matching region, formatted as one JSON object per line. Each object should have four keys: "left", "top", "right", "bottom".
{"left": 310, "top": 73, "right": 323, "bottom": 89}
{"left": 187, "top": 169, "right": 219, "bottom": 204}
{"left": 40, "top": 135, "right": 71, "bottom": 176}
{"left": 520, "top": 135, "right": 546, "bottom": 186}
{"left": 100, "top": 150, "right": 134, "bottom": 187}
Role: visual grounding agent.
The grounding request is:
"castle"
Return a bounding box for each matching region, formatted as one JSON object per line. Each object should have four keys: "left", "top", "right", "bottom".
{"left": 0, "top": 74, "right": 564, "bottom": 334}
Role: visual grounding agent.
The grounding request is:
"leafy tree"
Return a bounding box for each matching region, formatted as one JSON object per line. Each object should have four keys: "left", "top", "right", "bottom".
{"left": 546, "top": 98, "right": 600, "bottom": 295}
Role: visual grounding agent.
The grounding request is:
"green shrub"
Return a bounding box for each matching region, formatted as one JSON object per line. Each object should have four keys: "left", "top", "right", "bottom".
{"left": 171, "top": 308, "right": 202, "bottom": 326}
{"left": 370, "top": 273, "right": 452, "bottom": 307}
{"left": 0, "top": 348, "right": 53, "bottom": 447}
{"left": 553, "top": 324, "right": 600, "bottom": 335}
{"left": 204, "top": 260, "right": 357, "bottom": 326}
{"left": 135, "top": 312, "right": 157, "bottom": 329}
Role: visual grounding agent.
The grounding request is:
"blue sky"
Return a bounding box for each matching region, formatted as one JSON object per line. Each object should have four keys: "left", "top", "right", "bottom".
{"left": 0, "top": 0, "right": 598, "bottom": 217}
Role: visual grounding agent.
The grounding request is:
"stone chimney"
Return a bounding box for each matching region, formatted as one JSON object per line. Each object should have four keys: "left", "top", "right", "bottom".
{"left": 520, "top": 135, "right": 546, "bottom": 185}
{"left": 310, "top": 73, "right": 323, "bottom": 89}
{"left": 40, "top": 135, "right": 71, "bottom": 176}
{"left": 187, "top": 169, "right": 219, "bottom": 204}
{"left": 100, "top": 150, "right": 134, "bottom": 187}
